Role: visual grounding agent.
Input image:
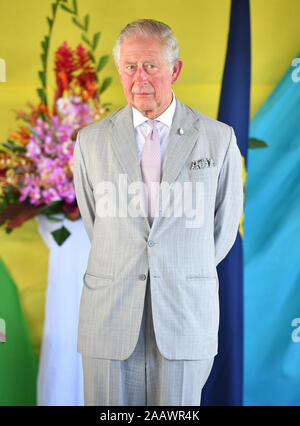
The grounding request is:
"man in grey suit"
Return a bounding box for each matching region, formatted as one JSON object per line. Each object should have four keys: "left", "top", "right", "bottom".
{"left": 73, "top": 19, "right": 243, "bottom": 406}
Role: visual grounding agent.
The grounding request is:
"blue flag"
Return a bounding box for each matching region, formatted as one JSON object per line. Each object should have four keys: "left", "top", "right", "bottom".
{"left": 201, "top": 0, "right": 250, "bottom": 406}
{"left": 244, "top": 53, "right": 300, "bottom": 405}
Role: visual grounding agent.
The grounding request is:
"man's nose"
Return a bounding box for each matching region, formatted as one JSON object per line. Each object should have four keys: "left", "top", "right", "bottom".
{"left": 135, "top": 67, "right": 148, "bottom": 82}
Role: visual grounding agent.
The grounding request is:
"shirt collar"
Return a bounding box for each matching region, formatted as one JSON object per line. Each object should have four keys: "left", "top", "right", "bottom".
{"left": 132, "top": 90, "right": 176, "bottom": 129}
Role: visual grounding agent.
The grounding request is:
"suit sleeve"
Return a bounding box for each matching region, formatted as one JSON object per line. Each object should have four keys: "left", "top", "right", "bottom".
{"left": 73, "top": 129, "right": 95, "bottom": 243}
{"left": 214, "top": 126, "right": 243, "bottom": 266}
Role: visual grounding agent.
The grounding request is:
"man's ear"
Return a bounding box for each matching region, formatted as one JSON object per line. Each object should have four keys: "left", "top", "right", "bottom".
{"left": 171, "top": 59, "right": 183, "bottom": 85}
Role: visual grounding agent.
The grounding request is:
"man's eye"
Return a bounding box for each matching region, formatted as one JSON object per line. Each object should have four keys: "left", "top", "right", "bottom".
{"left": 126, "top": 65, "right": 135, "bottom": 71}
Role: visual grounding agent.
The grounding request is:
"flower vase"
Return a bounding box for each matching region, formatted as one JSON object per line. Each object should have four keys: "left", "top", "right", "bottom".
{"left": 35, "top": 213, "right": 90, "bottom": 406}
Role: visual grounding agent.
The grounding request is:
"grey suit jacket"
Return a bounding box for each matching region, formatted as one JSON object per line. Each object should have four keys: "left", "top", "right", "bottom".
{"left": 73, "top": 97, "right": 243, "bottom": 360}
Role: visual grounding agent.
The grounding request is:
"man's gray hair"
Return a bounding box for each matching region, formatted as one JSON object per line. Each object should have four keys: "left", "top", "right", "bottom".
{"left": 113, "top": 19, "right": 179, "bottom": 70}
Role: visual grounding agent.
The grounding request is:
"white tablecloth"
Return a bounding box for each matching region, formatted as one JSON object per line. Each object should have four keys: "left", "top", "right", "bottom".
{"left": 35, "top": 214, "right": 90, "bottom": 406}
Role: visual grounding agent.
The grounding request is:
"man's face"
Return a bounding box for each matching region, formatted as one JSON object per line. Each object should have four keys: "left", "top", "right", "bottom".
{"left": 117, "top": 36, "right": 182, "bottom": 118}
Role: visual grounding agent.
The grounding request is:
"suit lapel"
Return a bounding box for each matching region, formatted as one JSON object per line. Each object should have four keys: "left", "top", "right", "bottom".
{"left": 109, "top": 105, "right": 143, "bottom": 186}
{"left": 109, "top": 105, "right": 149, "bottom": 225}
{"left": 109, "top": 98, "right": 204, "bottom": 231}
{"left": 161, "top": 98, "right": 203, "bottom": 186}
{"left": 110, "top": 99, "right": 203, "bottom": 186}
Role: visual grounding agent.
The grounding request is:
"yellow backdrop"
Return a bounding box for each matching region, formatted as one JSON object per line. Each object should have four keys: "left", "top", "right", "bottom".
{"left": 0, "top": 0, "right": 300, "bottom": 360}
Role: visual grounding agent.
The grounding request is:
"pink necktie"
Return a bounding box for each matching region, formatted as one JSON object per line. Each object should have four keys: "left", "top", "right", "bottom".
{"left": 141, "top": 119, "right": 161, "bottom": 226}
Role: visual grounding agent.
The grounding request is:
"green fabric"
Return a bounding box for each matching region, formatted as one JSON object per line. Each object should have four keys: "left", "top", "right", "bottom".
{"left": 0, "top": 258, "right": 37, "bottom": 405}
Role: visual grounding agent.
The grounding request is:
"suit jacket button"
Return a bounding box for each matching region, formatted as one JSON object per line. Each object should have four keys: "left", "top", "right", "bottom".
{"left": 139, "top": 274, "right": 147, "bottom": 281}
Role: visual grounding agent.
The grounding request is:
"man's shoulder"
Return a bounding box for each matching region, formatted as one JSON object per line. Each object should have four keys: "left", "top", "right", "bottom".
{"left": 78, "top": 105, "right": 127, "bottom": 139}
{"left": 176, "top": 100, "right": 235, "bottom": 157}
{"left": 182, "top": 102, "right": 232, "bottom": 133}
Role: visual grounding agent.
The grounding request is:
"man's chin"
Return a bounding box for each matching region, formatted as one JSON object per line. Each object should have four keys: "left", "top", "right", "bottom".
{"left": 132, "top": 100, "right": 156, "bottom": 115}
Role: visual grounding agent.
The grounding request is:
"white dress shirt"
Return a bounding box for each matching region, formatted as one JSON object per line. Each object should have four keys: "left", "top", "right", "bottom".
{"left": 132, "top": 91, "right": 176, "bottom": 169}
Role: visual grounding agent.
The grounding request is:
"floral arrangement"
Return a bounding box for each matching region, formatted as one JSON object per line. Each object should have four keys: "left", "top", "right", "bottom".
{"left": 0, "top": 0, "right": 112, "bottom": 245}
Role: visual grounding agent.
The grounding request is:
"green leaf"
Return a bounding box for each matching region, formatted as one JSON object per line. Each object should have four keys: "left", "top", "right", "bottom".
{"left": 72, "top": 17, "right": 84, "bottom": 30}
{"left": 40, "top": 53, "right": 47, "bottom": 69}
{"left": 81, "top": 34, "right": 91, "bottom": 47}
{"left": 52, "top": 2, "right": 58, "bottom": 16}
{"left": 38, "top": 71, "right": 46, "bottom": 87}
{"left": 87, "top": 50, "right": 95, "bottom": 62}
{"left": 0, "top": 200, "right": 8, "bottom": 214}
{"left": 37, "top": 88, "right": 47, "bottom": 105}
{"left": 44, "top": 35, "right": 49, "bottom": 50}
{"left": 43, "top": 116, "right": 59, "bottom": 143}
{"left": 2, "top": 141, "right": 26, "bottom": 153}
{"left": 97, "top": 55, "right": 109, "bottom": 72}
{"left": 26, "top": 122, "right": 45, "bottom": 144}
{"left": 41, "top": 37, "right": 49, "bottom": 53}
{"left": 51, "top": 225, "right": 71, "bottom": 246}
{"left": 1, "top": 188, "right": 17, "bottom": 206}
{"left": 92, "top": 32, "right": 101, "bottom": 51}
{"left": 2, "top": 142, "right": 14, "bottom": 151}
{"left": 248, "top": 138, "right": 268, "bottom": 148}
{"left": 14, "top": 146, "right": 27, "bottom": 154}
{"left": 72, "top": 0, "right": 78, "bottom": 14}
{"left": 84, "top": 14, "right": 89, "bottom": 31}
{"left": 38, "top": 200, "right": 63, "bottom": 215}
{"left": 60, "top": 3, "right": 75, "bottom": 14}
{"left": 47, "top": 17, "right": 53, "bottom": 28}
{"left": 99, "top": 77, "right": 112, "bottom": 94}
{"left": 45, "top": 214, "right": 64, "bottom": 222}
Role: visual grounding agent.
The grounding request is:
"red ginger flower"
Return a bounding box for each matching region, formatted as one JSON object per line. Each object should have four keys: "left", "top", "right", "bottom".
{"left": 75, "top": 44, "right": 97, "bottom": 100}
{"left": 54, "top": 41, "right": 77, "bottom": 106}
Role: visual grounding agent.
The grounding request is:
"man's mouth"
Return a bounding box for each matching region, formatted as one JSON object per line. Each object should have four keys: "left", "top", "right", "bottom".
{"left": 134, "top": 92, "right": 153, "bottom": 96}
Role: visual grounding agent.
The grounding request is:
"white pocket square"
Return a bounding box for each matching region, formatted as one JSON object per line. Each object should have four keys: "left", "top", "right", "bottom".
{"left": 190, "top": 158, "right": 215, "bottom": 170}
